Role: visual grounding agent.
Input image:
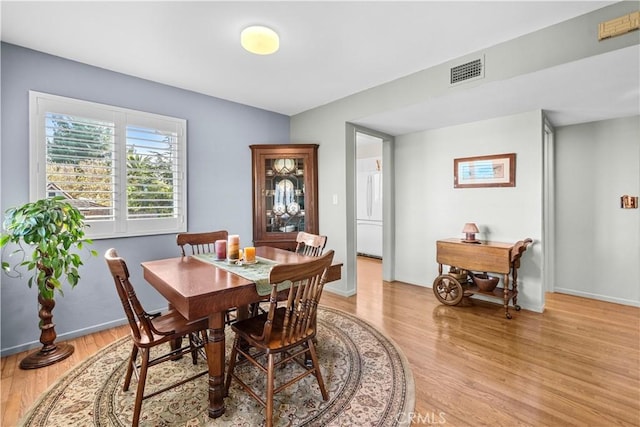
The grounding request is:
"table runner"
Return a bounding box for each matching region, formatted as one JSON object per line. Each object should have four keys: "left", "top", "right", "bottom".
{"left": 193, "top": 253, "right": 290, "bottom": 296}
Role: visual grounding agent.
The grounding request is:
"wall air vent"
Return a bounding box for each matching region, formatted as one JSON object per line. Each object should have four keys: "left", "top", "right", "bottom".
{"left": 450, "top": 57, "right": 484, "bottom": 85}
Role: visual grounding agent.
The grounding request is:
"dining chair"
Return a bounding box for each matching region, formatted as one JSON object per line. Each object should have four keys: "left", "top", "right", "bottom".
{"left": 295, "top": 231, "right": 327, "bottom": 257}
{"left": 105, "top": 248, "right": 209, "bottom": 427}
{"left": 176, "top": 230, "right": 240, "bottom": 325}
{"left": 294, "top": 232, "right": 328, "bottom": 357}
{"left": 224, "top": 250, "right": 335, "bottom": 427}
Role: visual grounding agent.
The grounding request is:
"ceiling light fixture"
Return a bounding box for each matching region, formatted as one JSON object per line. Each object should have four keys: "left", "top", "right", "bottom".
{"left": 241, "top": 25, "right": 279, "bottom": 55}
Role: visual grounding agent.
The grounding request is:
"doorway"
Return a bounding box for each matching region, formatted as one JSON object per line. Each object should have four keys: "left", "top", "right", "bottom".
{"left": 347, "top": 125, "right": 395, "bottom": 295}
{"left": 356, "top": 132, "right": 383, "bottom": 260}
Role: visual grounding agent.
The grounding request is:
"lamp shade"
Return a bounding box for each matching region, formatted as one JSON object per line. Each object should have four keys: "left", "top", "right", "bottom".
{"left": 462, "top": 223, "right": 479, "bottom": 234}
{"left": 462, "top": 223, "right": 479, "bottom": 242}
{"left": 241, "top": 25, "right": 279, "bottom": 55}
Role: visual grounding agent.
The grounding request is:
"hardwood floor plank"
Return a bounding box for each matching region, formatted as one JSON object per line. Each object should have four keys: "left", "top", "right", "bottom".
{"left": 2, "top": 257, "right": 638, "bottom": 426}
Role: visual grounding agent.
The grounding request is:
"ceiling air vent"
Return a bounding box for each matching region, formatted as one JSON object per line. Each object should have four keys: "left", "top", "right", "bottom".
{"left": 450, "top": 57, "right": 484, "bottom": 85}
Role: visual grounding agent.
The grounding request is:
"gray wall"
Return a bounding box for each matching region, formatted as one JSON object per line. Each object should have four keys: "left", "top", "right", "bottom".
{"left": 1, "top": 43, "right": 290, "bottom": 356}
{"left": 555, "top": 116, "right": 640, "bottom": 305}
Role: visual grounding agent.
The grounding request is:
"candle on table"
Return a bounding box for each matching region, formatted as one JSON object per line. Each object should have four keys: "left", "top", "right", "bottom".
{"left": 214, "top": 240, "right": 226, "bottom": 260}
{"left": 227, "top": 235, "right": 240, "bottom": 260}
{"left": 244, "top": 246, "right": 256, "bottom": 262}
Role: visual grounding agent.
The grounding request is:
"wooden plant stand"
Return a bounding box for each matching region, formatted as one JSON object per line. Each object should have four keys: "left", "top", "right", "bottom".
{"left": 19, "top": 294, "right": 74, "bottom": 369}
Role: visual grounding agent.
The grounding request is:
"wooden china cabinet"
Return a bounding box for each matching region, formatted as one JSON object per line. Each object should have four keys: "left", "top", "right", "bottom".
{"left": 250, "top": 144, "right": 319, "bottom": 251}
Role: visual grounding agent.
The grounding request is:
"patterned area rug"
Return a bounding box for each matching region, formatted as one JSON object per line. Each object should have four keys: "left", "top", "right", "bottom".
{"left": 20, "top": 306, "right": 414, "bottom": 426}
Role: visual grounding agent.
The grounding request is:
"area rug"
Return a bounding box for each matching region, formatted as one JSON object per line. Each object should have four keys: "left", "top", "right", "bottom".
{"left": 20, "top": 306, "right": 415, "bottom": 426}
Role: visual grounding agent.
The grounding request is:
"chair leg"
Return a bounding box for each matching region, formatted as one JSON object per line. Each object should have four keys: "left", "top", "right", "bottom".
{"left": 266, "top": 353, "right": 276, "bottom": 427}
{"left": 249, "top": 303, "right": 259, "bottom": 317}
{"left": 307, "top": 339, "right": 328, "bottom": 400}
{"left": 304, "top": 337, "right": 318, "bottom": 368}
{"left": 201, "top": 329, "right": 209, "bottom": 355}
{"left": 132, "top": 349, "right": 150, "bottom": 427}
{"left": 189, "top": 333, "right": 198, "bottom": 365}
{"left": 123, "top": 345, "right": 139, "bottom": 391}
{"left": 170, "top": 337, "right": 183, "bottom": 353}
{"left": 249, "top": 301, "right": 267, "bottom": 317}
{"left": 224, "top": 337, "right": 240, "bottom": 396}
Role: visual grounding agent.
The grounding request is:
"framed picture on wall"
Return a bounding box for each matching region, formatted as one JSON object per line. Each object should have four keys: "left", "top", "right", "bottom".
{"left": 454, "top": 153, "right": 516, "bottom": 188}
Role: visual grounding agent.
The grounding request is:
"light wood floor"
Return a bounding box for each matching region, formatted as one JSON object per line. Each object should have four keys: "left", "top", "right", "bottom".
{"left": 2, "top": 256, "right": 639, "bottom": 426}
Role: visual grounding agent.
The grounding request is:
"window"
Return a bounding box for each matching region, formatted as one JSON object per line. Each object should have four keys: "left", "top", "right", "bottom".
{"left": 30, "top": 91, "right": 187, "bottom": 238}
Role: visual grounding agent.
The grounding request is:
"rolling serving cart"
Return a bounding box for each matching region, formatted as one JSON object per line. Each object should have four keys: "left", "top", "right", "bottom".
{"left": 433, "top": 238, "right": 532, "bottom": 319}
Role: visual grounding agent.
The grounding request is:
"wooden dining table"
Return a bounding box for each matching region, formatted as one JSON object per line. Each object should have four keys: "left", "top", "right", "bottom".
{"left": 141, "top": 246, "right": 341, "bottom": 419}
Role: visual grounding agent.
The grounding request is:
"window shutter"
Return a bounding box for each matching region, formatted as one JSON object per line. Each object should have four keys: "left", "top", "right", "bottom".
{"left": 125, "top": 124, "right": 180, "bottom": 219}
{"left": 45, "top": 112, "right": 115, "bottom": 221}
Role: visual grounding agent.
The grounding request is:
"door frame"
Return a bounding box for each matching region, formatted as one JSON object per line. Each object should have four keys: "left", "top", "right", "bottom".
{"left": 542, "top": 116, "right": 555, "bottom": 295}
{"left": 346, "top": 123, "right": 395, "bottom": 287}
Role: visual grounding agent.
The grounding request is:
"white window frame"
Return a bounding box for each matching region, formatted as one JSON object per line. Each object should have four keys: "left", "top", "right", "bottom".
{"left": 29, "top": 91, "right": 187, "bottom": 239}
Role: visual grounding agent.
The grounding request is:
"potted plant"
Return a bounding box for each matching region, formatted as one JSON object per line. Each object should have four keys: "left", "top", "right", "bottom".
{"left": 1, "top": 196, "right": 97, "bottom": 369}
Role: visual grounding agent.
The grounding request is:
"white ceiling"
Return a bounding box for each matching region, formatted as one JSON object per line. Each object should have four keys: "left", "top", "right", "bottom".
{"left": 2, "top": 1, "right": 638, "bottom": 135}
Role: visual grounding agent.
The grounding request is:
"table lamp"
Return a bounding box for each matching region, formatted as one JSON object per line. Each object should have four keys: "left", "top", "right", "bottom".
{"left": 462, "top": 223, "right": 479, "bottom": 243}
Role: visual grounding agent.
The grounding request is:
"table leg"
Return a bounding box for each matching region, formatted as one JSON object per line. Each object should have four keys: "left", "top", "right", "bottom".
{"left": 206, "top": 311, "right": 226, "bottom": 418}
{"left": 235, "top": 304, "right": 251, "bottom": 321}
{"left": 168, "top": 303, "right": 182, "bottom": 354}
{"left": 503, "top": 274, "right": 511, "bottom": 319}
{"left": 512, "top": 267, "right": 519, "bottom": 308}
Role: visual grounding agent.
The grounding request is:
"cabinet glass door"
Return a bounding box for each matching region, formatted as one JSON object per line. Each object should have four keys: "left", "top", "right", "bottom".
{"left": 264, "top": 157, "right": 306, "bottom": 234}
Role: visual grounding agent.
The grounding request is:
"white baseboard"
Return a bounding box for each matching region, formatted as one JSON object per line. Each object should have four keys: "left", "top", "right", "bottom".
{"left": 324, "top": 283, "right": 357, "bottom": 297}
{"left": 554, "top": 288, "right": 640, "bottom": 307}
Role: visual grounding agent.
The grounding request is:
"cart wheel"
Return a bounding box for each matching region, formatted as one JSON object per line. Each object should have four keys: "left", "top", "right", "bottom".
{"left": 515, "top": 305, "right": 521, "bottom": 311}
{"left": 433, "top": 274, "right": 464, "bottom": 306}
{"left": 506, "top": 312, "right": 512, "bottom": 319}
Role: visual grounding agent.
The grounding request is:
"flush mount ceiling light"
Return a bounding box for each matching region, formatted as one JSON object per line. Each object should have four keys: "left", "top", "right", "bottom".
{"left": 241, "top": 25, "right": 279, "bottom": 55}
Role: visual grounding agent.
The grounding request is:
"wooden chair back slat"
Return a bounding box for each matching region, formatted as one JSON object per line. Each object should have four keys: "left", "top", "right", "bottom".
{"left": 295, "top": 232, "right": 327, "bottom": 257}
{"left": 262, "top": 250, "right": 334, "bottom": 346}
{"left": 177, "top": 230, "right": 228, "bottom": 256}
